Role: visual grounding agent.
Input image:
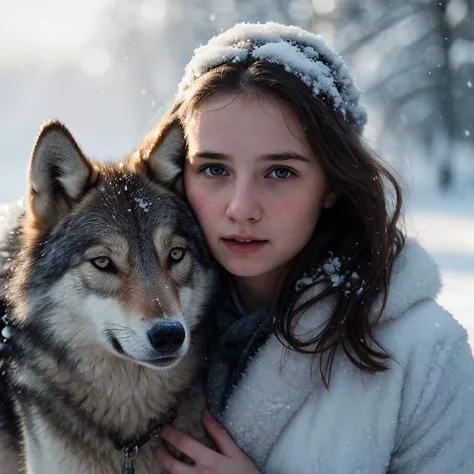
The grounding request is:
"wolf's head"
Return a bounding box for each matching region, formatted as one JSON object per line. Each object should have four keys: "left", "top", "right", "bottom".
{"left": 8, "top": 120, "right": 216, "bottom": 370}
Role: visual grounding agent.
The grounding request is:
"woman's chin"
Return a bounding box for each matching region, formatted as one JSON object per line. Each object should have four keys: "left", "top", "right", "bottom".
{"left": 219, "top": 258, "right": 286, "bottom": 281}
{"left": 220, "top": 261, "right": 271, "bottom": 278}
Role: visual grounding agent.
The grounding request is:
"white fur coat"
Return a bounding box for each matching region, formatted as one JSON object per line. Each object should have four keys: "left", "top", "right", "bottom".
{"left": 221, "top": 240, "right": 474, "bottom": 473}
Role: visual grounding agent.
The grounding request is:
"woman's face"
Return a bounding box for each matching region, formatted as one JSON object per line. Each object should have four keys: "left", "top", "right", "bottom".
{"left": 183, "top": 92, "right": 336, "bottom": 290}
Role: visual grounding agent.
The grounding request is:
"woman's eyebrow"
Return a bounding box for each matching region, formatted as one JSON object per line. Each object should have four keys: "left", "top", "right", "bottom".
{"left": 258, "top": 153, "right": 310, "bottom": 163}
{"left": 192, "top": 152, "right": 230, "bottom": 161}
{"left": 191, "top": 151, "right": 310, "bottom": 162}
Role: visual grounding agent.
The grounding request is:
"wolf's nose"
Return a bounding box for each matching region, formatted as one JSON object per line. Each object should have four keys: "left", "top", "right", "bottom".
{"left": 147, "top": 322, "right": 185, "bottom": 353}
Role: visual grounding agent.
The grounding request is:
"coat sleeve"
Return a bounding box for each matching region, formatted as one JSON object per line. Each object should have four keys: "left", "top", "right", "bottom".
{"left": 389, "top": 322, "right": 474, "bottom": 474}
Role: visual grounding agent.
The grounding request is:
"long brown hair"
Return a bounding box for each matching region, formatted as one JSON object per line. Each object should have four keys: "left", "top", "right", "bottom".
{"left": 164, "top": 61, "right": 405, "bottom": 386}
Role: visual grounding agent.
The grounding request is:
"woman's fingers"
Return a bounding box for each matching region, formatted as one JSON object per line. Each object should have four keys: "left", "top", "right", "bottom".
{"left": 156, "top": 446, "right": 193, "bottom": 474}
{"left": 201, "top": 410, "right": 241, "bottom": 458}
{"left": 160, "top": 425, "right": 217, "bottom": 469}
{"left": 157, "top": 418, "right": 261, "bottom": 474}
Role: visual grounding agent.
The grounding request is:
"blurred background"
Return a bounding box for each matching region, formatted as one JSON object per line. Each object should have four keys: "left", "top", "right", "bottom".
{"left": 0, "top": 0, "right": 473, "bottom": 345}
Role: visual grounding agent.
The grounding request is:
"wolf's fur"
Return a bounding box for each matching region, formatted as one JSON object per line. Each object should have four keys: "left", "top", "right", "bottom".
{"left": 0, "top": 120, "right": 216, "bottom": 473}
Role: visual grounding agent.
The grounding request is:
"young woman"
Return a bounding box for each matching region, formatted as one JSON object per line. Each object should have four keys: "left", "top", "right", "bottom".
{"left": 155, "top": 22, "right": 474, "bottom": 473}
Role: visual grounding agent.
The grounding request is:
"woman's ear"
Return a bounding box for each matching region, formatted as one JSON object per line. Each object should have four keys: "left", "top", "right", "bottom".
{"left": 323, "top": 188, "right": 339, "bottom": 209}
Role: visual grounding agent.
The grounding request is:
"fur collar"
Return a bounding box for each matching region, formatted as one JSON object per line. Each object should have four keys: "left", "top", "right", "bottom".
{"left": 222, "top": 239, "right": 441, "bottom": 468}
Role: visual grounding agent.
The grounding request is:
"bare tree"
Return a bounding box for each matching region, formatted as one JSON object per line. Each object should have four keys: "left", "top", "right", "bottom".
{"left": 336, "top": 0, "right": 474, "bottom": 190}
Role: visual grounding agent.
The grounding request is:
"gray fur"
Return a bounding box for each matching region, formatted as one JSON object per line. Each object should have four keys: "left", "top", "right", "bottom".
{"left": 0, "top": 121, "right": 216, "bottom": 473}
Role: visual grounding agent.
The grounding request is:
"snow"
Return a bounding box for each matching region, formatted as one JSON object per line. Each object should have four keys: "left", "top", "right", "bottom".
{"left": 134, "top": 196, "right": 152, "bottom": 212}
{"left": 178, "top": 22, "right": 367, "bottom": 132}
{"left": 296, "top": 253, "right": 368, "bottom": 297}
{"left": 405, "top": 191, "right": 474, "bottom": 350}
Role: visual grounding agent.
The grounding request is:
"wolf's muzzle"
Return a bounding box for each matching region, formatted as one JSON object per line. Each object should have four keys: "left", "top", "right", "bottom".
{"left": 147, "top": 321, "right": 185, "bottom": 353}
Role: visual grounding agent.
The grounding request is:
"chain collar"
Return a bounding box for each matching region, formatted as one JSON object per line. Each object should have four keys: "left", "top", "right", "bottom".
{"left": 110, "top": 406, "right": 178, "bottom": 474}
{"left": 111, "top": 406, "right": 178, "bottom": 452}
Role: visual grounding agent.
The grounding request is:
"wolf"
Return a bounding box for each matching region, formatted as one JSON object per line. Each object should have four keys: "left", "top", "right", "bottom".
{"left": 0, "top": 119, "right": 216, "bottom": 473}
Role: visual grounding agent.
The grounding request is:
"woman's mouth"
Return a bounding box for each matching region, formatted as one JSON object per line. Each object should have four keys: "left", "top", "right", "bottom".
{"left": 221, "top": 237, "right": 268, "bottom": 254}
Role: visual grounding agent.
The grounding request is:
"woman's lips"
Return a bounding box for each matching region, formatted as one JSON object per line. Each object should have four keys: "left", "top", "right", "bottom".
{"left": 221, "top": 238, "right": 267, "bottom": 254}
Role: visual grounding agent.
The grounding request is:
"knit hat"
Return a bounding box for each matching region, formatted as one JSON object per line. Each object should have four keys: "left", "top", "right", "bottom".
{"left": 178, "top": 21, "right": 367, "bottom": 133}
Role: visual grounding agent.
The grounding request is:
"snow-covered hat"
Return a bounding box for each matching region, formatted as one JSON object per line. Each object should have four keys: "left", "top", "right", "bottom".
{"left": 178, "top": 22, "right": 367, "bottom": 133}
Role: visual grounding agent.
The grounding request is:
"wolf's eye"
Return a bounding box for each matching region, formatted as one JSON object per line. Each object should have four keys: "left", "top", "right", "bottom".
{"left": 91, "top": 256, "right": 117, "bottom": 273}
{"left": 169, "top": 247, "right": 185, "bottom": 263}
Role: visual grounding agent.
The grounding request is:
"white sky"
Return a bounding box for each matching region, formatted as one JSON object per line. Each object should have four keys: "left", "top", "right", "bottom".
{"left": 0, "top": 0, "right": 114, "bottom": 69}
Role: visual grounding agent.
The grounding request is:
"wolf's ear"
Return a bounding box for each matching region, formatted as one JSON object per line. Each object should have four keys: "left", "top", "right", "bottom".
{"left": 26, "top": 121, "right": 94, "bottom": 236}
{"left": 142, "top": 122, "right": 185, "bottom": 195}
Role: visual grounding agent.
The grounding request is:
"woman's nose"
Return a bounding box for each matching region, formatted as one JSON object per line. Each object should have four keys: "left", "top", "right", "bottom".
{"left": 225, "top": 182, "right": 262, "bottom": 223}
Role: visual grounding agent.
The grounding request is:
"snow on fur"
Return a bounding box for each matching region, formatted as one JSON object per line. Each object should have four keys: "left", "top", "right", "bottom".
{"left": 178, "top": 22, "right": 367, "bottom": 132}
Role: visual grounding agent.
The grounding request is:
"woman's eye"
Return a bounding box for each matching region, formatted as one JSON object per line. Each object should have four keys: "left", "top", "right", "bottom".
{"left": 91, "top": 256, "right": 117, "bottom": 273}
{"left": 169, "top": 247, "right": 186, "bottom": 263}
{"left": 267, "top": 167, "right": 294, "bottom": 180}
{"left": 200, "top": 164, "right": 227, "bottom": 178}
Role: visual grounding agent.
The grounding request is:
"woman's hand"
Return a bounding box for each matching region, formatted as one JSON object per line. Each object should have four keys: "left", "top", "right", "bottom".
{"left": 156, "top": 409, "right": 261, "bottom": 474}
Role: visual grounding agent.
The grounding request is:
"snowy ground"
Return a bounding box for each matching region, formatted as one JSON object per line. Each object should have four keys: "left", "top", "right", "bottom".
{"left": 406, "top": 190, "right": 474, "bottom": 350}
